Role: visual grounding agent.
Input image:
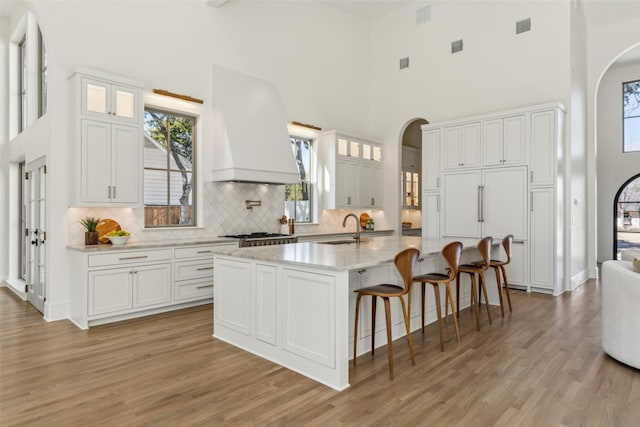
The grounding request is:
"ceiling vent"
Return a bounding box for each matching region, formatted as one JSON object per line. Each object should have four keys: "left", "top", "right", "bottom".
{"left": 399, "top": 57, "right": 410, "bottom": 70}
{"left": 416, "top": 6, "right": 431, "bottom": 25}
{"left": 451, "top": 39, "right": 463, "bottom": 54}
{"left": 516, "top": 18, "right": 531, "bottom": 34}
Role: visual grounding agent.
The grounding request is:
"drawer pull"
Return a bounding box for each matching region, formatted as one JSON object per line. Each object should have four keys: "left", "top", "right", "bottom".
{"left": 196, "top": 285, "right": 214, "bottom": 289}
{"left": 197, "top": 250, "right": 212, "bottom": 254}
{"left": 119, "top": 255, "right": 148, "bottom": 260}
{"left": 196, "top": 267, "right": 214, "bottom": 271}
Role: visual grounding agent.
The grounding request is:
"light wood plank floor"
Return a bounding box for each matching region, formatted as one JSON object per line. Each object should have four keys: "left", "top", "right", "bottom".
{"left": 1, "top": 280, "right": 639, "bottom": 426}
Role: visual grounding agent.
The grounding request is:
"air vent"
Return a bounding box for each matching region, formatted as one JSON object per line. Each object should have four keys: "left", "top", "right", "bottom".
{"left": 516, "top": 18, "right": 531, "bottom": 34}
{"left": 451, "top": 39, "right": 463, "bottom": 54}
{"left": 399, "top": 57, "right": 410, "bottom": 70}
{"left": 416, "top": 5, "right": 431, "bottom": 25}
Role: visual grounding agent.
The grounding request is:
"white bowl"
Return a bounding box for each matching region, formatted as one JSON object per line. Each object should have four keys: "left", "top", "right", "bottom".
{"left": 108, "top": 236, "right": 130, "bottom": 245}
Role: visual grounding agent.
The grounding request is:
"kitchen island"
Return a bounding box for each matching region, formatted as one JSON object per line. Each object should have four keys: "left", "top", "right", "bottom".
{"left": 213, "top": 235, "right": 500, "bottom": 391}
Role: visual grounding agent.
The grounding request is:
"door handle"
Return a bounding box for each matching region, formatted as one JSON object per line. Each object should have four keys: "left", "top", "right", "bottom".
{"left": 477, "top": 186, "right": 482, "bottom": 222}
{"left": 480, "top": 185, "right": 485, "bottom": 222}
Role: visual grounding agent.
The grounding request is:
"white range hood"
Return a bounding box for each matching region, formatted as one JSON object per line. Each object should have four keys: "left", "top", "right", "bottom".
{"left": 209, "top": 65, "right": 299, "bottom": 184}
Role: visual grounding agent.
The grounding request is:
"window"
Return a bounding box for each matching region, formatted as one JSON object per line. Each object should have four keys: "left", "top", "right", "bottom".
{"left": 18, "top": 35, "right": 27, "bottom": 132}
{"left": 285, "top": 137, "right": 312, "bottom": 223}
{"left": 39, "top": 29, "right": 47, "bottom": 117}
{"left": 19, "top": 162, "right": 27, "bottom": 281}
{"left": 143, "top": 108, "right": 196, "bottom": 227}
{"left": 623, "top": 79, "right": 640, "bottom": 152}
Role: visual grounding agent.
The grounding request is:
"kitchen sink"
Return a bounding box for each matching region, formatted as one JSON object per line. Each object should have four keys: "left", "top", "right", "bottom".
{"left": 317, "top": 240, "right": 357, "bottom": 245}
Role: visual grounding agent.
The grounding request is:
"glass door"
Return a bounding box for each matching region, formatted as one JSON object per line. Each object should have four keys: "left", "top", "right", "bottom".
{"left": 26, "top": 157, "right": 46, "bottom": 313}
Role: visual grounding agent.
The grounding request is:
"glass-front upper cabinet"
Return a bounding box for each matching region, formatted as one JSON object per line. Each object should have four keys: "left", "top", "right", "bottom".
{"left": 362, "top": 142, "right": 383, "bottom": 162}
{"left": 82, "top": 77, "right": 139, "bottom": 123}
{"left": 403, "top": 171, "right": 420, "bottom": 209}
{"left": 337, "top": 137, "right": 360, "bottom": 159}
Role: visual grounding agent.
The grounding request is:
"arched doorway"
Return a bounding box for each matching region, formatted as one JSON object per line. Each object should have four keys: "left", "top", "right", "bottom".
{"left": 399, "top": 118, "right": 428, "bottom": 236}
{"left": 614, "top": 173, "right": 640, "bottom": 259}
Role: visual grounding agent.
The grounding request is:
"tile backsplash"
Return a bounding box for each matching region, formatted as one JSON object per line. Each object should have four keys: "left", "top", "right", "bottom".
{"left": 68, "top": 182, "right": 390, "bottom": 245}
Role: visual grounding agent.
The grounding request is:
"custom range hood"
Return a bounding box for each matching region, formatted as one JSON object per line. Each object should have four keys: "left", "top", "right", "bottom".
{"left": 209, "top": 65, "right": 299, "bottom": 184}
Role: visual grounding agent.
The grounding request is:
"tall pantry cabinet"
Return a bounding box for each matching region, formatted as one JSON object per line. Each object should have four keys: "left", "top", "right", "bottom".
{"left": 421, "top": 102, "right": 566, "bottom": 295}
{"left": 69, "top": 69, "right": 143, "bottom": 206}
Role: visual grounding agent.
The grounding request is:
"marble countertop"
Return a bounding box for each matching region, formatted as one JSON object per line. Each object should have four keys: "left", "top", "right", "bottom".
{"left": 214, "top": 235, "right": 486, "bottom": 272}
{"left": 67, "top": 237, "right": 238, "bottom": 252}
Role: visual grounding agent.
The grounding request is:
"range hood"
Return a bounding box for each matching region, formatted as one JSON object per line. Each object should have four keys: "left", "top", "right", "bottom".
{"left": 209, "top": 65, "right": 300, "bottom": 184}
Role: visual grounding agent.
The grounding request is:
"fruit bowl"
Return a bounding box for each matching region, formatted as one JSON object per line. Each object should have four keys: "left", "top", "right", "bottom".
{"left": 108, "top": 236, "right": 130, "bottom": 245}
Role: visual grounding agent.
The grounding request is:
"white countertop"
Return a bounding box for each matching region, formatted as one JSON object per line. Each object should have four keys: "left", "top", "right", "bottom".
{"left": 214, "top": 236, "right": 486, "bottom": 272}
{"left": 66, "top": 237, "right": 238, "bottom": 252}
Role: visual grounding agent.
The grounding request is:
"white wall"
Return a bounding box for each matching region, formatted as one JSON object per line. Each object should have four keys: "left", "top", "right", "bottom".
{"left": 587, "top": 15, "right": 640, "bottom": 269}
{"left": 568, "top": 0, "right": 589, "bottom": 287}
{"left": 368, "top": 0, "right": 573, "bottom": 246}
{"left": 596, "top": 62, "right": 640, "bottom": 262}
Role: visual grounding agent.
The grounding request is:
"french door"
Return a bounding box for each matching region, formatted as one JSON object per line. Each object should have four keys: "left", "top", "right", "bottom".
{"left": 26, "top": 158, "right": 47, "bottom": 313}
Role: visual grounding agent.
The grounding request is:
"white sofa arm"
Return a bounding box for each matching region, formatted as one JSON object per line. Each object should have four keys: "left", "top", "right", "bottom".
{"left": 601, "top": 260, "right": 640, "bottom": 369}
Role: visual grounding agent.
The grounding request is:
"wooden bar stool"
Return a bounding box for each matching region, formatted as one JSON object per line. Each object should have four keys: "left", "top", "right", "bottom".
{"left": 353, "top": 247, "right": 419, "bottom": 380}
{"left": 455, "top": 236, "right": 493, "bottom": 330}
{"left": 484, "top": 234, "right": 514, "bottom": 317}
{"left": 412, "top": 241, "right": 463, "bottom": 352}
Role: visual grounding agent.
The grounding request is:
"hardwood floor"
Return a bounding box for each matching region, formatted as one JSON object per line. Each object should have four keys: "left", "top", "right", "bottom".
{"left": 1, "top": 280, "right": 639, "bottom": 426}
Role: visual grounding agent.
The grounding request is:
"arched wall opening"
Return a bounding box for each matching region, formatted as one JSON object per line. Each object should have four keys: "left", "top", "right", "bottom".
{"left": 398, "top": 118, "right": 428, "bottom": 236}
{"left": 613, "top": 173, "right": 640, "bottom": 259}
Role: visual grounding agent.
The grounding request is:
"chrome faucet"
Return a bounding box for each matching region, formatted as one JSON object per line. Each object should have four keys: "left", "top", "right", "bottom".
{"left": 342, "top": 213, "right": 361, "bottom": 246}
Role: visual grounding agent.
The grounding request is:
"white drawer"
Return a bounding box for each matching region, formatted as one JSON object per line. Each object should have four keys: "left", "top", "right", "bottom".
{"left": 174, "top": 260, "right": 214, "bottom": 281}
{"left": 174, "top": 279, "right": 213, "bottom": 301}
{"left": 174, "top": 243, "right": 236, "bottom": 259}
{"left": 88, "top": 249, "right": 172, "bottom": 268}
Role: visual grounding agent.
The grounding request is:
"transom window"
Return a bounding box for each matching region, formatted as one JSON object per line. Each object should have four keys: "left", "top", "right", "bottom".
{"left": 143, "top": 108, "right": 196, "bottom": 227}
{"left": 285, "top": 137, "right": 312, "bottom": 223}
{"left": 19, "top": 35, "right": 27, "bottom": 132}
{"left": 623, "top": 79, "right": 640, "bottom": 152}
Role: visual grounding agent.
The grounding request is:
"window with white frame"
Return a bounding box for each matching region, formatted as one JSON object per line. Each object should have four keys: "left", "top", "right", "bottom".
{"left": 143, "top": 108, "right": 196, "bottom": 227}
{"left": 623, "top": 79, "right": 640, "bottom": 152}
{"left": 39, "top": 28, "right": 47, "bottom": 117}
{"left": 18, "top": 35, "right": 27, "bottom": 132}
{"left": 285, "top": 137, "right": 312, "bottom": 223}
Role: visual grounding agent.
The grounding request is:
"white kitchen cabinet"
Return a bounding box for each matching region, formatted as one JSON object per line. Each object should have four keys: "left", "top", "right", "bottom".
{"left": 530, "top": 187, "right": 558, "bottom": 292}
{"left": 441, "top": 167, "right": 527, "bottom": 240}
{"left": 443, "top": 122, "right": 481, "bottom": 170}
{"left": 422, "top": 129, "right": 441, "bottom": 191}
{"left": 482, "top": 115, "right": 526, "bottom": 167}
{"left": 530, "top": 110, "right": 557, "bottom": 186}
{"left": 88, "top": 262, "right": 170, "bottom": 317}
{"left": 359, "top": 164, "right": 383, "bottom": 208}
{"left": 81, "top": 119, "right": 139, "bottom": 204}
{"left": 320, "top": 130, "right": 383, "bottom": 210}
{"left": 81, "top": 76, "right": 139, "bottom": 124}
{"left": 70, "top": 243, "right": 237, "bottom": 329}
{"left": 70, "top": 69, "right": 143, "bottom": 206}
{"left": 422, "top": 192, "right": 440, "bottom": 239}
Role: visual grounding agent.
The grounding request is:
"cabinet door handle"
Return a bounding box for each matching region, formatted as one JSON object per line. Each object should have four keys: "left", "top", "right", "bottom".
{"left": 112, "top": 186, "right": 116, "bottom": 198}
{"left": 477, "top": 186, "right": 482, "bottom": 222}
{"left": 197, "top": 250, "right": 212, "bottom": 254}
{"left": 530, "top": 171, "right": 534, "bottom": 183}
{"left": 437, "top": 195, "right": 440, "bottom": 212}
{"left": 347, "top": 196, "right": 351, "bottom": 205}
{"left": 196, "top": 285, "right": 214, "bottom": 289}
{"left": 196, "top": 267, "right": 214, "bottom": 271}
{"left": 108, "top": 186, "right": 112, "bottom": 199}
{"left": 480, "top": 185, "right": 485, "bottom": 222}
{"left": 119, "top": 255, "right": 148, "bottom": 260}
{"left": 358, "top": 269, "right": 366, "bottom": 274}
{"left": 436, "top": 177, "right": 440, "bottom": 188}
{"left": 371, "top": 198, "right": 374, "bottom": 206}
{"left": 530, "top": 193, "right": 534, "bottom": 212}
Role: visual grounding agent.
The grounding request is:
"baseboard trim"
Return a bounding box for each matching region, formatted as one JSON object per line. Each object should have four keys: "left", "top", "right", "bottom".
{"left": 570, "top": 269, "right": 590, "bottom": 291}
{"left": 44, "top": 300, "right": 68, "bottom": 322}
{"left": 1, "top": 279, "right": 27, "bottom": 300}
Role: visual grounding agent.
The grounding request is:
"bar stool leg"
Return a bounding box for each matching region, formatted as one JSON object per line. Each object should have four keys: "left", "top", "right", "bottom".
{"left": 479, "top": 272, "right": 492, "bottom": 324}
{"left": 399, "top": 296, "right": 415, "bottom": 365}
{"left": 432, "top": 284, "right": 445, "bottom": 352}
{"left": 500, "top": 265, "right": 512, "bottom": 312}
{"left": 353, "top": 293, "right": 362, "bottom": 365}
{"left": 371, "top": 296, "right": 377, "bottom": 355}
{"left": 383, "top": 297, "right": 394, "bottom": 380}
{"left": 469, "top": 274, "right": 480, "bottom": 331}
{"left": 445, "top": 282, "right": 461, "bottom": 342}
{"left": 493, "top": 266, "right": 505, "bottom": 317}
